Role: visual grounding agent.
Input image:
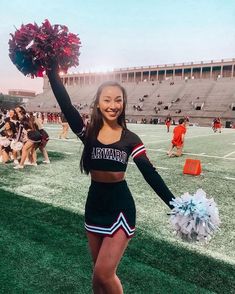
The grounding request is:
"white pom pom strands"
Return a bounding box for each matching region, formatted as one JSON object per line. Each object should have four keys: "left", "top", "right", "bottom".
{"left": 169, "top": 189, "right": 220, "bottom": 242}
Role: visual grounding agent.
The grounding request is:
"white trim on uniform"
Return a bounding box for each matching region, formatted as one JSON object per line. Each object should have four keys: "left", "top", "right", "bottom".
{"left": 131, "top": 144, "right": 146, "bottom": 159}
{"left": 85, "top": 212, "right": 135, "bottom": 237}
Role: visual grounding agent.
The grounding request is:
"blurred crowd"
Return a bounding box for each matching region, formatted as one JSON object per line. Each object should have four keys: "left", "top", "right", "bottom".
{"left": 0, "top": 107, "right": 50, "bottom": 168}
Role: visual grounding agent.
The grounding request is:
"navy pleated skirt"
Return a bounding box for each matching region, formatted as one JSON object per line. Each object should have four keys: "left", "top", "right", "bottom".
{"left": 85, "top": 180, "right": 136, "bottom": 238}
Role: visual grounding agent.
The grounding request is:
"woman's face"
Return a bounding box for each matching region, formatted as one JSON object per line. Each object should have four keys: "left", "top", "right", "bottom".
{"left": 9, "top": 109, "right": 15, "bottom": 118}
{"left": 15, "top": 107, "right": 21, "bottom": 114}
{"left": 5, "top": 122, "right": 11, "bottom": 130}
{"left": 15, "top": 107, "right": 24, "bottom": 120}
{"left": 97, "top": 86, "right": 124, "bottom": 123}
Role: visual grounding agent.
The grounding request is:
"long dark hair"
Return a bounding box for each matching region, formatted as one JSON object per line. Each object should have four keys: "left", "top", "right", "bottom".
{"left": 4, "top": 120, "right": 17, "bottom": 136}
{"left": 80, "top": 81, "right": 127, "bottom": 174}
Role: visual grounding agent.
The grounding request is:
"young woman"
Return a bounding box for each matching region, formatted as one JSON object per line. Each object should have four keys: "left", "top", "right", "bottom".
{"left": 0, "top": 120, "right": 18, "bottom": 164}
{"left": 47, "top": 65, "right": 175, "bottom": 294}
{"left": 33, "top": 113, "right": 50, "bottom": 164}
{"left": 58, "top": 112, "right": 69, "bottom": 139}
{"left": 14, "top": 112, "right": 42, "bottom": 169}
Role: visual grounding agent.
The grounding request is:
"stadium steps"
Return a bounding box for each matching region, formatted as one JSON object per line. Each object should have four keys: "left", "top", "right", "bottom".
{"left": 25, "top": 78, "right": 235, "bottom": 123}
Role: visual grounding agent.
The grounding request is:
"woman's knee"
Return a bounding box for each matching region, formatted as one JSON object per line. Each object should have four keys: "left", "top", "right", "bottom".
{"left": 93, "top": 264, "right": 114, "bottom": 285}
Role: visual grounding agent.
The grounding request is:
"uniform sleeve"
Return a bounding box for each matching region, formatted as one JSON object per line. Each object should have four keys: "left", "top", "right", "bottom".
{"left": 47, "top": 68, "right": 86, "bottom": 142}
{"left": 130, "top": 136, "right": 175, "bottom": 209}
{"left": 0, "top": 121, "right": 5, "bottom": 132}
{"left": 15, "top": 123, "right": 24, "bottom": 142}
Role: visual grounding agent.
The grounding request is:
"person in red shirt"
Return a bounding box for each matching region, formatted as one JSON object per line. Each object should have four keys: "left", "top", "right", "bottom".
{"left": 165, "top": 116, "right": 171, "bottom": 133}
{"left": 167, "top": 118, "right": 187, "bottom": 157}
{"left": 213, "top": 117, "right": 222, "bottom": 133}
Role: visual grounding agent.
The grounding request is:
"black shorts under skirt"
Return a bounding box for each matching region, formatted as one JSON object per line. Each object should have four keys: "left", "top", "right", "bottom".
{"left": 27, "top": 130, "right": 42, "bottom": 143}
{"left": 85, "top": 180, "right": 136, "bottom": 238}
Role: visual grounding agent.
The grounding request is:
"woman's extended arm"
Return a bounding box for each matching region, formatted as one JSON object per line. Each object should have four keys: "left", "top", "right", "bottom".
{"left": 134, "top": 155, "right": 175, "bottom": 209}
{"left": 47, "top": 68, "right": 85, "bottom": 137}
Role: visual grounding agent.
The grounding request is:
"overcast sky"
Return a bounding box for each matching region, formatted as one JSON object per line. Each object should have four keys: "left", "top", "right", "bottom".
{"left": 0, "top": 0, "right": 235, "bottom": 94}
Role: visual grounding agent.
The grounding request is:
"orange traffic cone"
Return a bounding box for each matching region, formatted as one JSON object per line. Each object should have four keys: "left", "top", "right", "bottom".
{"left": 183, "top": 159, "right": 202, "bottom": 175}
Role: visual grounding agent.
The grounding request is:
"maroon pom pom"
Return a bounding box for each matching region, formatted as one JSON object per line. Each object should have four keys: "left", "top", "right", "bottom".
{"left": 9, "top": 19, "right": 81, "bottom": 78}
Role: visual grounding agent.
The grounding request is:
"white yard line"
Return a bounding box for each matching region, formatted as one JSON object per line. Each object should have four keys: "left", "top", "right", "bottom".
{"left": 147, "top": 148, "right": 235, "bottom": 160}
{"left": 50, "top": 137, "right": 79, "bottom": 143}
{"left": 140, "top": 135, "right": 164, "bottom": 138}
{"left": 146, "top": 139, "right": 172, "bottom": 144}
{"left": 182, "top": 152, "right": 235, "bottom": 160}
{"left": 223, "top": 151, "right": 235, "bottom": 158}
{"left": 44, "top": 126, "right": 61, "bottom": 130}
{"left": 224, "top": 177, "right": 235, "bottom": 181}
{"left": 48, "top": 149, "right": 74, "bottom": 155}
{"left": 146, "top": 132, "right": 234, "bottom": 145}
{"left": 130, "top": 159, "right": 235, "bottom": 180}
{"left": 155, "top": 166, "right": 170, "bottom": 170}
{"left": 128, "top": 162, "right": 169, "bottom": 169}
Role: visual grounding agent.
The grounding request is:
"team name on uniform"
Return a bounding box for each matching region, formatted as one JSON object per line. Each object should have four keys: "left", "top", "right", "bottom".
{"left": 91, "top": 147, "right": 127, "bottom": 164}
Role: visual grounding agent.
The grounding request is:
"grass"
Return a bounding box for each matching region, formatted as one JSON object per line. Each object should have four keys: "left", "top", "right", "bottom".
{"left": 0, "top": 124, "right": 235, "bottom": 293}
{"left": 1, "top": 189, "right": 234, "bottom": 293}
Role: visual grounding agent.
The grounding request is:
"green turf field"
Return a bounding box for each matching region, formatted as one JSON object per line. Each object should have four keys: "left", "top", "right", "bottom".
{"left": 0, "top": 124, "right": 234, "bottom": 293}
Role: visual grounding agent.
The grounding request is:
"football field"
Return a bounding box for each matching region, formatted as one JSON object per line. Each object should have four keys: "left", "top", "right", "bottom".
{"left": 0, "top": 124, "right": 234, "bottom": 293}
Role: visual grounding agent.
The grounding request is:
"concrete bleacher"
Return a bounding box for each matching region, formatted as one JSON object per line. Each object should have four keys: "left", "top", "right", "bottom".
{"left": 203, "top": 78, "right": 235, "bottom": 112}
{"left": 26, "top": 77, "right": 235, "bottom": 125}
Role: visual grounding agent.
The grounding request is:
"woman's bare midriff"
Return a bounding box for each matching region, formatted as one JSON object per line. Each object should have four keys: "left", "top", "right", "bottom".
{"left": 90, "top": 170, "right": 125, "bottom": 183}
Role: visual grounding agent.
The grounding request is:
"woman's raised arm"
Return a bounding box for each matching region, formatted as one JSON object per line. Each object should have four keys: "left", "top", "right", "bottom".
{"left": 47, "top": 68, "right": 85, "bottom": 137}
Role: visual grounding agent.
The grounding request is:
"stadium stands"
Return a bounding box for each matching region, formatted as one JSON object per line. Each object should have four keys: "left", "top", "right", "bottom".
{"left": 25, "top": 59, "right": 235, "bottom": 126}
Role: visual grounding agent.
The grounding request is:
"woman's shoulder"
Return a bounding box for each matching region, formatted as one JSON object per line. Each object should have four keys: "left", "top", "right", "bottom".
{"left": 124, "top": 128, "right": 137, "bottom": 136}
{"left": 123, "top": 128, "right": 142, "bottom": 144}
{"left": 0, "top": 130, "right": 6, "bottom": 136}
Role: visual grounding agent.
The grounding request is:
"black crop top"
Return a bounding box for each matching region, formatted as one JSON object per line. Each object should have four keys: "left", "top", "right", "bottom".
{"left": 47, "top": 69, "right": 175, "bottom": 209}
{"left": 86, "top": 129, "right": 145, "bottom": 172}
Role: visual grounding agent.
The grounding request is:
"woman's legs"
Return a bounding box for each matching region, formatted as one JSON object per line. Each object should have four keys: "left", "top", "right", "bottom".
{"left": 1, "top": 149, "right": 10, "bottom": 163}
{"left": 30, "top": 146, "right": 37, "bottom": 164}
{"left": 87, "top": 232, "right": 104, "bottom": 294}
{"left": 87, "top": 229, "right": 130, "bottom": 294}
{"left": 16, "top": 141, "right": 34, "bottom": 167}
{"left": 169, "top": 146, "right": 183, "bottom": 157}
{"left": 59, "top": 123, "right": 69, "bottom": 139}
{"left": 167, "top": 144, "right": 174, "bottom": 156}
{"left": 62, "top": 123, "right": 69, "bottom": 139}
{"left": 39, "top": 146, "right": 50, "bottom": 163}
{"left": 87, "top": 232, "right": 104, "bottom": 265}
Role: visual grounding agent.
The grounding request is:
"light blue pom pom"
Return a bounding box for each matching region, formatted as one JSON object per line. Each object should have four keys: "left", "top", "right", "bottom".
{"left": 169, "top": 189, "right": 220, "bottom": 242}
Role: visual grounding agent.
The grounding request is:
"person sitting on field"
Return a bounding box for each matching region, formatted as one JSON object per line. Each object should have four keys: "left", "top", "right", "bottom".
{"left": 0, "top": 120, "right": 18, "bottom": 164}
{"left": 167, "top": 118, "right": 187, "bottom": 157}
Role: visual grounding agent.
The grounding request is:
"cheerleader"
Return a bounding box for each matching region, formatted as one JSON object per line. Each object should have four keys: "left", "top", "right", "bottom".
{"left": 0, "top": 120, "right": 18, "bottom": 164}
{"left": 58, "top": 112, "right": 69, "bottom": 139}
{"left": 47, "top": 64, "right": 175, "bottom": 294}
{"left": 33, "top": 113, "right": 50, "bottom": 164}
{"left": 14, "top": 113, "right": 42, "bottom": 169}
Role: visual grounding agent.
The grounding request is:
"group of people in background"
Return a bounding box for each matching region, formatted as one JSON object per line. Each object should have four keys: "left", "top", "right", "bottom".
{"left": 0, "top": 107, "right": 50, "bottom": 168}
{"left": 0, "top": 106, "right": 229, "bottom": 168}
{"left": 1, "top": 105, "right": 223, "bottom": 166}
{"left": 0, "top": 107, "right": 92, "bottom": 168}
